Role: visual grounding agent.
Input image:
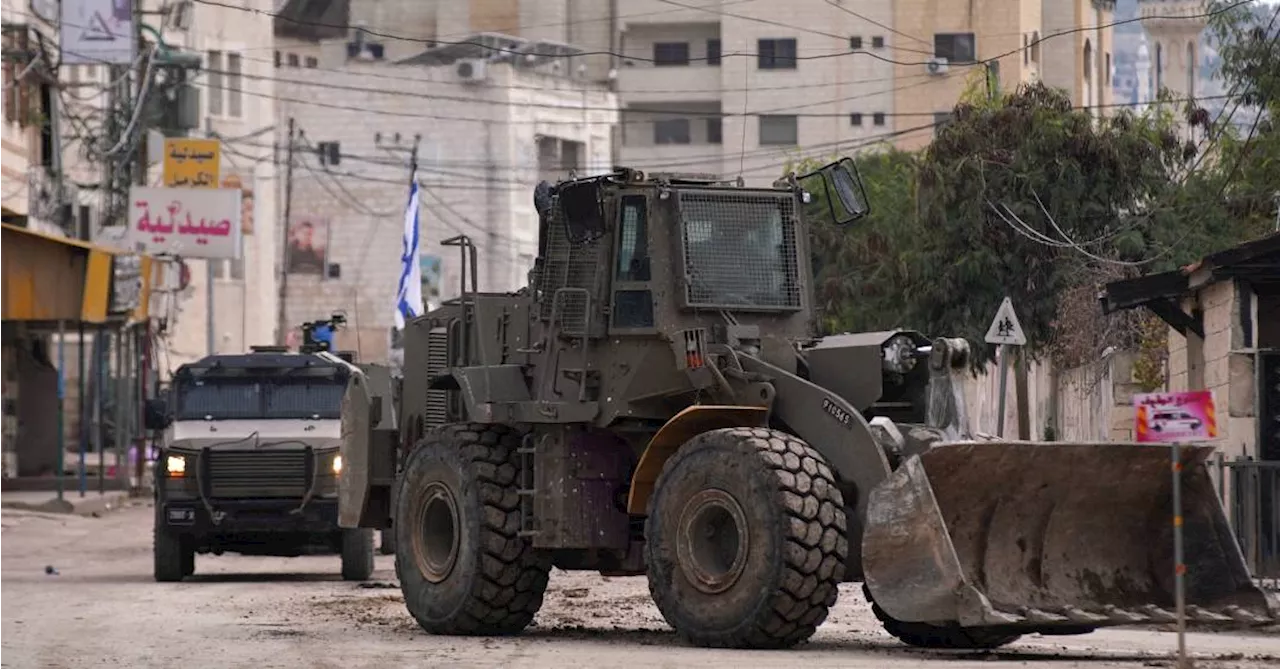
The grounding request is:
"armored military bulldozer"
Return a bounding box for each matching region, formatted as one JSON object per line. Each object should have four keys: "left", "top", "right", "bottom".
{"left": 338, "top": 161, "right": 1277, "bottom": 649}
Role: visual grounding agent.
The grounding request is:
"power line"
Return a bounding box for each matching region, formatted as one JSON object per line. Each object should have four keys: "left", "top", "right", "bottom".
{"left": 189, "top": 0, "right": 1256, "bottom": 68}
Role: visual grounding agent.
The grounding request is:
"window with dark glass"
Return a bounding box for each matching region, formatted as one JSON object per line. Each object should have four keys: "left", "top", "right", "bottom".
{"left": 758, "top": 38, "right": 797, "bottom": 69}
{"left": 654, "top": 42, "right": 690, "bottom": 66}
{"left": 872, "top": 112, "right": 885, "bottom": 126}
{"left": 654, "top": 118, "right": 691, "bottom": 144}
{"left": 615, "top": 196, "right": 650, "bottom": 282}
{"left": 934, "top": 33, "right": 976, "bottom": 62}
{"left": 850, "top": 112, "right": 863, "bottom": 126}
{"left": 849, "top": 36, "right": 863, "bottom": 50}
{"left": 871, "top": 36, "right": 884, "bottom": 49}
{"left": 706, "top": 117, "right": 723, "bottom": 144}
{"left": 706, "top": 39, "right": 722, "bottom": 65}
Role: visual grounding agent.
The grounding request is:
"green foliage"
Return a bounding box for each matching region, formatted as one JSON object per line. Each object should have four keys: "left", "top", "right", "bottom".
{"left": 788, "top": 5, "right": 1278, "bottom": 371}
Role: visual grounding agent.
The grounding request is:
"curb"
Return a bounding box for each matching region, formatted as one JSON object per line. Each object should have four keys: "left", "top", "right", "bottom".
{"left": 1, "top": 491, "right": 135, "bottom": 516}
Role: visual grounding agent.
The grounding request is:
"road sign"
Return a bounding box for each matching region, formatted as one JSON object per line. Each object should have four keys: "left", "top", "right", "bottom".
{"left": 1134, "top": 390, "right": 1218, "bottom": 443}
{"left": 984, "top": 296, "right": 1027, "bottom": 346}
{"left": 163, "top": 139, "right": 221, "bottom": 188}
{"left": 59, "top": 0, "right": 136, "bottom": 65}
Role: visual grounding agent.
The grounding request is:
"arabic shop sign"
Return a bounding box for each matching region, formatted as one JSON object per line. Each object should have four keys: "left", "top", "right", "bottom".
{"left": 126, "top": 187, "right": 243, "bottom": 260}
{"left": 109, "top": 253, "right": 143, "bottom": 315}
{"left": 163, "top": 138, "right": 221, "bottom": 188}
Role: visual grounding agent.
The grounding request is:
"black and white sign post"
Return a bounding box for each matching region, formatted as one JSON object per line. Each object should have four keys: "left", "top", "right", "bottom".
{"left": 985, "top": 297, "right": 1027, "bottom": 437}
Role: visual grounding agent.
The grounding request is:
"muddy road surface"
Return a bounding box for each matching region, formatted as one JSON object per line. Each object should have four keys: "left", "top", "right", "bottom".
{"left": 3, "top": 503, "right": 1278, "bottom": 668}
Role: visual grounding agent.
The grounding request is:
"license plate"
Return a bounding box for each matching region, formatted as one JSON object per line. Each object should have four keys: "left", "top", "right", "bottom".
{"left": 167, "top": 507, "right": 196, "bottom": 524}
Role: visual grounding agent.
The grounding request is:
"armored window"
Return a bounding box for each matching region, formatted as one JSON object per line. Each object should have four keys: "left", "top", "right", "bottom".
{"left": 175, "top": 380, "right": 261, "bottom": 420}
{"left": 265, "top": 381, "right": 345, "bottom": 419}
{"left": 615, "top": 195, "right": 651, "bottom": 281}
{"left": 678, "top": 192, "right": 802, "bottom": 310}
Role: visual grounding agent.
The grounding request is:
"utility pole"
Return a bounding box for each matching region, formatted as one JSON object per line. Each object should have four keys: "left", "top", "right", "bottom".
{"left": 276, "top": 117, "right": 296, "bottom": 345}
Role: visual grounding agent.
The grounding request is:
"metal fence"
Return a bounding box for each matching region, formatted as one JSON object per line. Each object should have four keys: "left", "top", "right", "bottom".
{"left": 1216, "top": 456, "right": 1280, "bottom": 581}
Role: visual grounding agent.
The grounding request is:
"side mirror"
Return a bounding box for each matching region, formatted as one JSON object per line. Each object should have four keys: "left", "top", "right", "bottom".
{"left": 798, "top": 157, "right": 871, "bottom": 226}
{"left": 144, "top": 397, "right": 171, "bottom": 431}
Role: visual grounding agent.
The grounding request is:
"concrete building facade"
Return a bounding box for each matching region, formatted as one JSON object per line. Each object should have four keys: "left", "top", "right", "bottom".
{"left": 1040, "top": 1, "right": 1116, "bottom": 113}
{"left": 615, "top": 0, "right": 897, "bottom": 185}
{"left": 270, "top": 37, "right": 616, "bottom": 363}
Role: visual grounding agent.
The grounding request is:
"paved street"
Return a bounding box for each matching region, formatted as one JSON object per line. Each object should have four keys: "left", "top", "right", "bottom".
{"left": 2, "top": 502, "right": 1278, "bottom": 669}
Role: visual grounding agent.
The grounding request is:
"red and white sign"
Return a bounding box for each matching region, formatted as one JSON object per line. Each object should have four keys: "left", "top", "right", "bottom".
{"left": 1134, "top": 390, "right": 1218, "bottom": 443}
{"left": 126, "top": 187, "right": 243, "bottom": 260}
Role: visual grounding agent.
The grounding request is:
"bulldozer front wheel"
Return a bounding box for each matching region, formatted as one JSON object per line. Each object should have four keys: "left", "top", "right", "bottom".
{"left": 645, "top": 427, "right": 848, "bottom": 649}
{"left": 863, "top": 584, "right": 1022, "bottom": 650}
{"left": 395, "top": 423, "right": 550, "bottom": 636}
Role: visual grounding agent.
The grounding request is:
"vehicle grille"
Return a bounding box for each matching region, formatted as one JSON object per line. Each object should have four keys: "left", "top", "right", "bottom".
{"left": 205, "top": 450, "right": 309, "bottom": 498}
{"left": 425, "top": 327, "right": 449, "bottom": 429}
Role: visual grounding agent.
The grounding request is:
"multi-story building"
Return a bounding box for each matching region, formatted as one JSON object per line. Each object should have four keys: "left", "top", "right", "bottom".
{"left": 271, "top": 31, "right": 616, "bottom": 363}
{"left": 891, "top": 0, "right": 1043, "bottom": 151}
{"left": 119, "top": 0, "right": 283, "bottom": 363}
{"left": 1040, "top": 1, "right": 1116, "bottom": 114}
{"left": 614, "top": 0, "right": 898, "bottom": 185}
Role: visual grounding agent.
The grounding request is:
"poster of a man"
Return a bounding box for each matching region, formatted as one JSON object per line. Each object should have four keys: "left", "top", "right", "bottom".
{"left": 221, "top": 174, "right": 254, "bottom": 235}
{"left": 287, "top": 218, "right": 328, "bottom": 275}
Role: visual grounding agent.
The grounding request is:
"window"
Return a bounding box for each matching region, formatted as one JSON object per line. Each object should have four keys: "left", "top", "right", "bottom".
{"left": 1186, "top": 41, "right": 1195, "bottom": 97}
{"left": 758, "top": 38, "right": 797, "bottom": 69}
{"left": 274, "top": 50, "right": 282, "bottom": 67}
{"left": 654, "top": 118, "right": 691, "bottom": 144}
{"left": 1105, "top": 52, "right": 1111, "bottom": 85}
{"left": 305, "top": 56, "right": 318, "bottom": 68}
{"left": 616, "top": 196, "right": 650, "bottom": 282}
{"left": 654, "top": 42, "right": 690, "bottom": 66}
{"left": 226, "top": 52, "right": 242, "bottom": 118}
{"left": 706, "top": 117, "right": 722, "bottom": 144}
{"left": 850, "top": 36, "right": 863, "bottom": 50}
{"left": 287, "top": 53, "right": 300, "bottom": 67}
{"left": 1155, "top": 42, "right": 1163, "bottom": 90}
{"left": 206, "top": 50, "right": 223, "bottom": 116}
{"left": 758, "top": 115, "right": 797, "bottom": 145}
{"left": 1030, "top": 31, "right": 1040, "bottom": 63}
{"left": 707, "top": 39, "right": 721, "bottom": 66}
{"left": 934, "top": 33, "right": 976, "bottom": 62}
{"left": 871, "top": 36, "right": 884, "bottom": 49}
{"left": 850, "top": 112, "right": 863, "bottom": 126}
{"left": 1023, "top": 35, "right": 1029, "bottom": 64}
{"left": 872, "top": 112, "right": 885, "bottom": 126}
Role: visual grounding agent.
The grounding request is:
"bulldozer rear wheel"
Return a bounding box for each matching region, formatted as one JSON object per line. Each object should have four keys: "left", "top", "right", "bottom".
{"left": 645, "top": 427, "right": 849, "bottom": 649}
{"left": 395, "top": 423, "right": 550, "bottom": 636}
{"left": 863, "top": 584, "right": 1022, "bottom": 650}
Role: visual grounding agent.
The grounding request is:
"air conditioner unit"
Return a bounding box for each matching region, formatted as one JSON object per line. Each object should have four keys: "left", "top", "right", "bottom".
{"left": 926, "top": 57, "right": 950, "bottom": 76}
{"left": 456, "top": 59, "right": 488, "bottom": 83}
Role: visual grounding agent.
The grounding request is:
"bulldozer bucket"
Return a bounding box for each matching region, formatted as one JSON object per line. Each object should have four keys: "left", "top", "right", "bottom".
{"left": 862, "top": 440, "right": 1278, "bottom": 632}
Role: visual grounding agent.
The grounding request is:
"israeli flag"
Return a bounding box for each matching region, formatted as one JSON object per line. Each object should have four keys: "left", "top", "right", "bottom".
{"left": 394, "top": 175, "right": 424, "bottom": 330}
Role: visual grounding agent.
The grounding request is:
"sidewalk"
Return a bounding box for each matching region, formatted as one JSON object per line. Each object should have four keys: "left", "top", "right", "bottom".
{"left": 1, "top": 489, "right": 137, "bottom": 516}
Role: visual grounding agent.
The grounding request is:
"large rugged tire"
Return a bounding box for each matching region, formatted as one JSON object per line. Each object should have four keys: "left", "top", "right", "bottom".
{"left": 395, "top": 423, "right": 550, "bottom": 636}
{"left": 341, "top": 528, "right": 376, "bottom": 581}
{"left": 863, "top": 584, "right": 1022, "bottom": 649}
{"left": 154, "top": 525, "right": 191, "bottom": 583}
{"left": 380, "top": 527, "right": 397, "bottom": 555}
{"left": 645, "top": 427, "right": 849, "bottom": 649}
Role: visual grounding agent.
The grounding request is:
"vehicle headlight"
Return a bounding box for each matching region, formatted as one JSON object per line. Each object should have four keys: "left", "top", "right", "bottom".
{"left": 332, "top": 454, "right": 343, "bottom": 474}
{"left": 165, "top": 455, "right": 187, "bottom": 477}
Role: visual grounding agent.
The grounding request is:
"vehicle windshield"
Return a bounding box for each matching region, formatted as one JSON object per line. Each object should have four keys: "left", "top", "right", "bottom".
{"left": 173, "top": 366, "right": 347, "bottom": 420}
{"left": 679, "top": 192, "right": 801, "bottom": 309}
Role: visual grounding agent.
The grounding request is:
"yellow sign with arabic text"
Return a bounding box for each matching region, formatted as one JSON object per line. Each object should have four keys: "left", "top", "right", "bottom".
{"left": 163, "top": 138, "right": 222, "bottom": 188}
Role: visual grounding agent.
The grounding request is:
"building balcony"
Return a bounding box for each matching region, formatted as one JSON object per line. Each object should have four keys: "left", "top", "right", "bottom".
{"left": 616, "top": 64, "right": 723, "bottom": 104}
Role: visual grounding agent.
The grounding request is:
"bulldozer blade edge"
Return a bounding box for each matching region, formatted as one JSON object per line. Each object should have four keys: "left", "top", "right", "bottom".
{"left": 861, "top": 440, "right": 1279, "bottom": 633}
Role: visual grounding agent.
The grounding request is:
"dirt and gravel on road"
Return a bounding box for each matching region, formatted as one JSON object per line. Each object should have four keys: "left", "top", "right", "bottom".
{"left": 3, "top": 503, "right": 1278, "bottom": 668}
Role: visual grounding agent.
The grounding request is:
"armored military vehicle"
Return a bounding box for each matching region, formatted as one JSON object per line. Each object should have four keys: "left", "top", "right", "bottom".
{"left": 147, "top": 315, "right": 374, "bottom": 582}
{"left": 339, "top": 160, "right": 1276, "bottom": 649}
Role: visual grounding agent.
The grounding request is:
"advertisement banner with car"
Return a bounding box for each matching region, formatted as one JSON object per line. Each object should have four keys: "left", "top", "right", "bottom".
{"left": 1134, "top": 390, "right": 1218, "bottom": 443}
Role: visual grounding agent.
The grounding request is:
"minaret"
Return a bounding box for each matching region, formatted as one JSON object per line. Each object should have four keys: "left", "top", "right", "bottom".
{"left": 1139, "top": 0, "right": 1207, "bottom": 100}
